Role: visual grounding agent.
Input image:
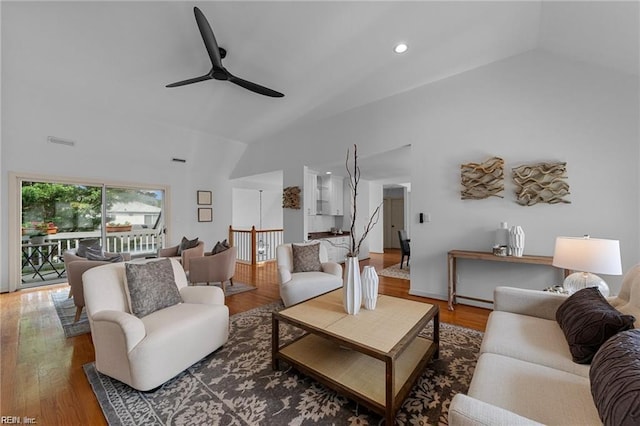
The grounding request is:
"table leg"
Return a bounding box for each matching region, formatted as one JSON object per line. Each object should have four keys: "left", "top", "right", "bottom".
{"left": 385, "top": 357, "right": 394, "bottom": 426}
{"left": 434, "top": 310, "right": 440, "bottom": 359}
{"left": 272, "top": 315, "right": 280, "bottom": 370}
{"left": 448, "top": 253, "right": 456, "bottom": 311}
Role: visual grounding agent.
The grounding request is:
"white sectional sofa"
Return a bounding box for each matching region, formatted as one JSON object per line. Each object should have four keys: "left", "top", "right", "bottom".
{"left": 449, "top": 264, "right": 640, "bottom": 426}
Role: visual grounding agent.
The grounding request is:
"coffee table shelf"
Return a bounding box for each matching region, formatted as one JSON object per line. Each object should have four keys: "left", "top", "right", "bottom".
{"left": 272, "top": 289, "right": 439, "bottom": 424}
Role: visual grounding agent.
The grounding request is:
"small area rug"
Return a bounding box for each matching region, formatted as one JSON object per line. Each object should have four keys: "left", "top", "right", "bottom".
{"left": 84, "top": 301, "right": 483, "bottom": 425}
{"left": 51, "top": 288, "right": 90, "bottom": 338}
{"left": 52, "top": 282, "right": 257, "bottom": 338}
{"left": 378, "top": 263, "right": 410, "bottom": 280}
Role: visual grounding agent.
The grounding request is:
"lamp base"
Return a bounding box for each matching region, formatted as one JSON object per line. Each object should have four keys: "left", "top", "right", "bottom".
{"left": 562, "top": 272, "right": 610, "bottom": 297}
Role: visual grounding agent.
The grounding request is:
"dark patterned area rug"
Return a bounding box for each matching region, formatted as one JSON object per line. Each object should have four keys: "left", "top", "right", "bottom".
{"left": 84, "top": 302, "right": 482, "bottom": 425}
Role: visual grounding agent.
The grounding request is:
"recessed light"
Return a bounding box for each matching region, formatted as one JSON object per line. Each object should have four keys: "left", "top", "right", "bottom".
{"left": 394, "top": 43, "right": 408, "bottom": 54}
{"left": 325, "top": 171, "right": 332, "bottom": 175}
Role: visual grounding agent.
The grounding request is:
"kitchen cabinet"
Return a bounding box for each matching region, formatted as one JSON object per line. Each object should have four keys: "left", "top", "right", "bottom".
{"left": 305, "top": 170, "right": 318, "bottom": 216}
{"left": 320, "top": 175, "right": 344, "bottom": 216}
{"left": 319, "top": 235, "right": 349, "bottom": 263}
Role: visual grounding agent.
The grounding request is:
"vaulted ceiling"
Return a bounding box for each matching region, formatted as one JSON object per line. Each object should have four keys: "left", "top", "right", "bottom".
{"left": 3, "top": 1, "right": 638, "bottom": 147}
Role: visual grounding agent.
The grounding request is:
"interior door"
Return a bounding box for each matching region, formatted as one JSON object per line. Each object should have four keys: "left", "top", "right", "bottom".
{"left": 383, "top": 198, "right": 405, "bottom": 249}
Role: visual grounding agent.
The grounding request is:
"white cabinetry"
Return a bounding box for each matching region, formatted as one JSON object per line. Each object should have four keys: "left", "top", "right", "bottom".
{"left": 305, "top": 171, "right": 318, "bottom": 216}
{"left": 320, "top": 175, "right": 344, "bottom": 216}
{"left": 320, "top": 236, "right": 349, "bottom": 263}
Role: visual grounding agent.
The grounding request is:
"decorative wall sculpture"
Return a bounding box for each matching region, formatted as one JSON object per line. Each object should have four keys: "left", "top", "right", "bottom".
{"left": 512, "top": 161, "right": 571, "bottom": 206}
{"left": 282, "top": 186, "right": 301, "bottom": 209}
{"left": 460, "top": 156, "right": 505, "bottom": 200}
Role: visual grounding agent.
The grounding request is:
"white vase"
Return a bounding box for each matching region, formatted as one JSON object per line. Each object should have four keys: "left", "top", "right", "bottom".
{"left": 361, "top": 266, "right": 379, "bottom": 310}
{"left": 343, "top": 256, "right": 362, "bottom": 315}
{"left": 509, "top": 225, "right": 525, "bottom": 257}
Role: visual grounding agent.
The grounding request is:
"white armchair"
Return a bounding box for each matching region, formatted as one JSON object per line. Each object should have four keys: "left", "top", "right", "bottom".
{"left": 276, "top": 243, "right": 343, "bottom": 307}
{"left": 82, "top": 258, "right": 229, "bottom": 391}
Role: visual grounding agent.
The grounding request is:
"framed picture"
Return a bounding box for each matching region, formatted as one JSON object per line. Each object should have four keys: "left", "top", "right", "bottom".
{"left": 197, "top": 190, "right": 212, "bottom": 205}
{"left": 198, "top": 208, "right": 213, "bottom": 222}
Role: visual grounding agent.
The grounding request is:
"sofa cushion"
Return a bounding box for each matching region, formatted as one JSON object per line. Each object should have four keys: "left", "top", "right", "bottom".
{"left": 177, "top": 236, "right": 199, "bottom": 256}
{"left": 590, "top": 329, "right": 640, "bottom": 426}
{"left": 125, "top": 259, "right": 183, "bottom": 318}
{"left": 480, "top": 311, "right": 589, "bottom": 377}
{"left": 292, "top": 242, "right": 322, "bottom": 272}
{"left": 556, "top": 287, "right": 635, "bottom": 364}
{"left": 468, "top": 353, "right": 600, "bottom": 425}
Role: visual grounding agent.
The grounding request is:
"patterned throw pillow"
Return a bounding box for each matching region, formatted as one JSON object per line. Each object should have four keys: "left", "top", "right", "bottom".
{"left": 292, "top": 243, "right": 322, "bottom": 273}
{"left": 177, "top": 236, "right": 199, "bottom": 255}
{"left": 590, "top": 329, "right": 640, "bottom": 426}
{"left": 556, "top": 287, "right": 635, "bottom": 364}
{"left": 125, "top": 259, "right": 183, "bottom": 318}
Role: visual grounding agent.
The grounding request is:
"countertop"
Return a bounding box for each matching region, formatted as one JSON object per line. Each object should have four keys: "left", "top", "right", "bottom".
{"left": 308, "top": 231, "right": 351, "bottom": 240}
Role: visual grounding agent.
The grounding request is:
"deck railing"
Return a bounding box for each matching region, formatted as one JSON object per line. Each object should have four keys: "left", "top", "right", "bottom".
{"left": 229, "top": 225, "right": 283, "bottom": 265}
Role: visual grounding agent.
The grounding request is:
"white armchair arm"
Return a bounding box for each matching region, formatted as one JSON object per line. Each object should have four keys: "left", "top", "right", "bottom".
{"left": 180, "top": 286, "right": 225, "bottom": 305}
{"left": 449, "top": 394, "right": 544, "bottom": 426}
{"left": 278, "top": 266, "right": 292, "bottom": 285}
{"left": 92, "top": 310, "right": 145, "bottom": 352}
{"left": 321, "top": 262, "right": 342, "bottom": 278}
{"left": 494, "top": 286, "right": 568, "bottom": 321}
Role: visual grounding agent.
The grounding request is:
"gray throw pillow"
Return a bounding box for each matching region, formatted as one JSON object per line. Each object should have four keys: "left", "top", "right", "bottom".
{"left": 177, "top": 236, "right": 199, "bottom": 256}
{"left": 76, "top": 238, "right": 101, "bottom": 257}
{"left": 556, "top": 287, "right": 635, "bottom": 364}
{"left": 210, "top": 239, "right": 230, "bottom": 255}
{"left": 125, "top": 259, "right": 183, "bottom": 318}
{"left": 85, "top": 248, "right": 123, "bottom": 263}
{"left": 590, "top": 329, "right": 640, "bottom": 426}
{"left": 292, "top": 243, "right": 322, "bottom": 273}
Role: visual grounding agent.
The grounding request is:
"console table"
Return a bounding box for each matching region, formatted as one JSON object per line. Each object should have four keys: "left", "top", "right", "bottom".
{"left": 447, "top": 250, "right": 569, "bottom": 311}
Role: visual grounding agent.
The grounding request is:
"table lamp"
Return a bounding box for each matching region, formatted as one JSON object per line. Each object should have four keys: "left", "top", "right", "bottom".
{"left": 552, "top": 236, "right": 622, "bottom": 296}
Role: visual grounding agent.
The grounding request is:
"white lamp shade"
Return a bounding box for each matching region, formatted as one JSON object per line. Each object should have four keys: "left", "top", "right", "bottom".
{"left": 552, "top": 236, "right": 622, "bottom": 275}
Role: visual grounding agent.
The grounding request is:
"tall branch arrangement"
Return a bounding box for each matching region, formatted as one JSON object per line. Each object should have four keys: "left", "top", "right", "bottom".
{"left": 345, "top": 144, "right": 382, "bottom": 257}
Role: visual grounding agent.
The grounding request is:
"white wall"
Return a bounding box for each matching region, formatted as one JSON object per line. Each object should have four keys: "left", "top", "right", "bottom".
{"left": 1, "top": 78, "right": 246, "bottom": 291}
{"left": 232, "top": 50, "right": 639, "bottom": 303}
{"left": 232, "top": 188, "right": 283, "bottom": 230}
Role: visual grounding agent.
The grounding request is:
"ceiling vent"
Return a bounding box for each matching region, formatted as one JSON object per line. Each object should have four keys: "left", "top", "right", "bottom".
{"left": 47, "top": 136, "right": 75, "bottom": 147}
{"left": 172, "top": 158, "right": 187, "bottom": 163}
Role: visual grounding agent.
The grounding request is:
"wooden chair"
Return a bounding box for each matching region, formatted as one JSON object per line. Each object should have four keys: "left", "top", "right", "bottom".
{"left": 398, "top": 230, "right": 411, "bottom": 269}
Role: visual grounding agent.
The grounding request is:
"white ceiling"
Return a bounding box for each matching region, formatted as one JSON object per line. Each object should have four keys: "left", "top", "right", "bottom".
{"left": 3, "top": 1, "right": 638, "bottom": 152}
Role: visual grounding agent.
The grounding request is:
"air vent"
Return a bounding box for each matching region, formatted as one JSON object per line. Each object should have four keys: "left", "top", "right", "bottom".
{"left": 172, "top": 158, "right": 187, "bottom": 163}
{"left": 47, "top": 136, "right": 75, "bottom": 147}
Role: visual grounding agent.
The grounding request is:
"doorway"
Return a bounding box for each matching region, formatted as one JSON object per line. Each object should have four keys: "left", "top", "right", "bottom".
{"left": 383, "top": 186, "right": 406, "bottom": 249}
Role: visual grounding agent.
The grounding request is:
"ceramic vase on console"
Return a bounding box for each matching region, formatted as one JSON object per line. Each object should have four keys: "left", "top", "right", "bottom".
{"left": 343, "top": 256, "right": 362, "bottom": 315}
{"left": 361, "top": 266, "right": 379, "bottom": 310}
{"left": 509, "top": 225, "right": 525, "bottom": 257}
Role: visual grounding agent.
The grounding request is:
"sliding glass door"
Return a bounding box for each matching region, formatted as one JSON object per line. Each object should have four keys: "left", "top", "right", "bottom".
{"left": 19, "top": 179, "right": 165, "bottom": 288}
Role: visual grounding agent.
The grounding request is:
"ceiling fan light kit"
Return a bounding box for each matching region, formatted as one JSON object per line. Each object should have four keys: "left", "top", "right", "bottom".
{"left": 166, "top": 7, "right": 284, "bottom": 98}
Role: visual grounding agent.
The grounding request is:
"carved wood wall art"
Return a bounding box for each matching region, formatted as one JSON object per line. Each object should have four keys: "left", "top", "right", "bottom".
{"left": 460, "top": 156, "right": 505, "bottom": 200}
{"left": 282, "top": 186, "right": 301, "bottom": 209}
{"left": 512, "top": 161, "right": 571, "bottom": 206}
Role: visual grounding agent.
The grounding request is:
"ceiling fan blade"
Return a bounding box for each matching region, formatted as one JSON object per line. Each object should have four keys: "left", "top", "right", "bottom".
{"left": 166, "top": 74, "right": 212, "bottom": 88}
{"left": 193, "top": 6, "right": 223, "bottom": 69}
{"left": 228, "top": 74, "right": 284, "bottom": 98}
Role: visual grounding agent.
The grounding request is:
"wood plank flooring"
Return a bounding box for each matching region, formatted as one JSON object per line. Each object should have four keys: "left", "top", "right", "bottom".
{"left": 0, "top": 249, "right": 489, "bottom": 425}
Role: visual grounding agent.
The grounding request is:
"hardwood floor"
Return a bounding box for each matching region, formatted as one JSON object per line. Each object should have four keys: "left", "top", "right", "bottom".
{"left": 0, "top": 249, "right": 489, "bottom": 425}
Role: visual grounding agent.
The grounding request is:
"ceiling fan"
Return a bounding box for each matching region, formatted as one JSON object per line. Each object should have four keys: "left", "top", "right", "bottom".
{"left": 166, "top": 7, "right": 284, "bottom": 98}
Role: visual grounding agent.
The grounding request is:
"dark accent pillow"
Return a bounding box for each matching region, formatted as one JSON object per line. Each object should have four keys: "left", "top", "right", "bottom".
{"left": 76, "top": 238, "right": 101, "bottom": 257}
{"left": 556, "top": 287, "right": 636, "bottom": 364}
{"left": 85, "top": 248, "right": 123, "bottom": 263}
{"left": 210, "top": 239, "right": 230, "bottom": 255}
{"left": 590, "top": 329, "right": 640, "bottom": 426}
{"left": 292, "top": 243, "right": 322, "bottom": 273}
{"left": 125, "top": 259, "right": 183, "bottom": 318}
{"left": 177, "top": 236, "right": 199, "bottom": 256}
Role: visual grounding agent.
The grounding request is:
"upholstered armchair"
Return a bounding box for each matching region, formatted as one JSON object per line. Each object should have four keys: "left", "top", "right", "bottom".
{"left": 189, "top": 246, "right": 237, "bottom": 292}
{"left": 82, "top": 258, "right": 229, "bottom": 391}
{"left": 276, "top": 243, "right": 342, "bottom": 307}
{"left": 63, "top": 249, "right": 131, "bottom": 301}
{"left": 158, "top": 240, "right": 205, "bottom": 271}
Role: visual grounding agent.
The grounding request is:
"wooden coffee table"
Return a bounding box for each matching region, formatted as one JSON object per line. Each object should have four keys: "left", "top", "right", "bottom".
{"left": 272, "top": 289, "right": 439, "bottom": 424}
